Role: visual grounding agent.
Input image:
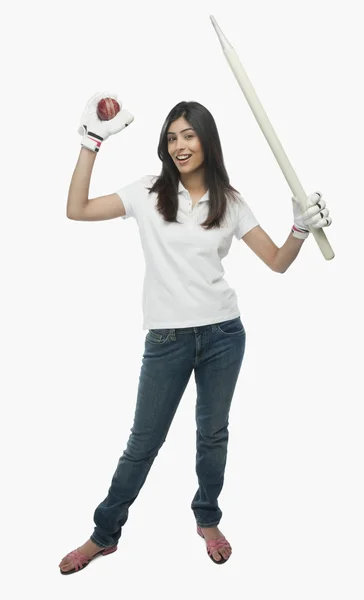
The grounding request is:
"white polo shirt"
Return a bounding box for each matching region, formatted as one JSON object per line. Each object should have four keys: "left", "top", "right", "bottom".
{"left": 116, "top": 175, "right": 259, "bottom": 331}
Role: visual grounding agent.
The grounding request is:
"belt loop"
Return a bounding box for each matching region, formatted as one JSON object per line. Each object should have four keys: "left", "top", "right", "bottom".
{"left": 169, "top": 328, "right": 176, "bottom": 340}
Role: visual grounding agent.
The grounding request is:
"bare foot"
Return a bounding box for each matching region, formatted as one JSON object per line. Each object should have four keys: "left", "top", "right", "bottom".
{"left": 59, "top": 539, "right": 104, "bottom": 573}
{"left": 200, "top": 526, "right": 232, "bottom": 562}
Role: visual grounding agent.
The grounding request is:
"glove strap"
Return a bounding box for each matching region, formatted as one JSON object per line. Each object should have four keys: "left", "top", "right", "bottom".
{"left": 81, "top": 131, "right": 103, "bottom": 153}
{"left": 292, "top": 224, "right": 310, "bottom": 239}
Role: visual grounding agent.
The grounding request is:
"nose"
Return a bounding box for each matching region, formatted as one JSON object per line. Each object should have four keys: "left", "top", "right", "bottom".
{"left": 176, "top": 137, "right": 187, "bottom": 154}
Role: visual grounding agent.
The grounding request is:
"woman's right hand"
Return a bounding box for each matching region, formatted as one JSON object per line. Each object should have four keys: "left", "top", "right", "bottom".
{"left": 78, "top": 91, "right": 134, "bottom": 152}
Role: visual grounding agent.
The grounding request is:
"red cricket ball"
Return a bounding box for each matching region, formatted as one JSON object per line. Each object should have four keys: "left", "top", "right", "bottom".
{"left": 97, "top": 98, "right": 121, "bottom": 121}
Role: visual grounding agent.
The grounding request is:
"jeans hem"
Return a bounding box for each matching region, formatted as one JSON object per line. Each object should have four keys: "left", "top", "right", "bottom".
{"left": 90, "top": 534, "right": 108, "bottom": 549}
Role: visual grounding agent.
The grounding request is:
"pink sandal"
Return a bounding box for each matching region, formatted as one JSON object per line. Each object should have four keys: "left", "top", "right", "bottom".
{"left": 197, "top": 526, "right": 232, "bottom": 564}
{"left": 59, "top": 543, "right": 118, "bottom": 575}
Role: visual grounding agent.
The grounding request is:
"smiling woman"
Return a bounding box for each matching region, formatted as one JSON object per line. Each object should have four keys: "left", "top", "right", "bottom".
{"left": 61, "top": 89, "right": 332, "bottom": 575}
{"left": 148, "top": 100, "right": 242, "bottom": 230}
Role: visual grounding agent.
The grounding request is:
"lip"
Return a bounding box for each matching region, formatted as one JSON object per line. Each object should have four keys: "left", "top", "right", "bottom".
{"left": 176, "top": 154, "right": 192, "bottom": 165}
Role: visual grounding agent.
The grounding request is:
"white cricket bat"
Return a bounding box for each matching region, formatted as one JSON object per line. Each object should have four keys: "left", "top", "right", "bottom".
{"left": 210, "top": 15, "right": 334, "bottom": 260}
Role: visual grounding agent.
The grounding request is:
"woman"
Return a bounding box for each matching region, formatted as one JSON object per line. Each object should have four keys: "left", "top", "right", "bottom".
{"left": 59, "top": 92, "right": 332, "bottom": 574}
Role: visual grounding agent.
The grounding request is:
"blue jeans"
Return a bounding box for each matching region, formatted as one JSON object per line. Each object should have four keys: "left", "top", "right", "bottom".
{"left": 90, "top": 317, "right": 246, "bottom": 548}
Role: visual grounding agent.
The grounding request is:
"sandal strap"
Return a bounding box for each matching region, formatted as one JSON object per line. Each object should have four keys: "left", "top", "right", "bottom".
{"left": 65, "top": 549, "right": 91, "bottom": 571}
{"left": 205, "top": 537, "right": 231, "bottom": 556}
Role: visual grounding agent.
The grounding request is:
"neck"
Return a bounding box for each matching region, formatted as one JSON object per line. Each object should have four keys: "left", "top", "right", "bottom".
{"left": 180, "top": 168, "right": 207, "bottom": 194}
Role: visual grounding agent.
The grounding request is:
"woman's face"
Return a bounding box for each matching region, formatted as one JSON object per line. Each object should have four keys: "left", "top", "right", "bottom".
{"left": 167, "top": 116, "right": 204, "bottom": 174}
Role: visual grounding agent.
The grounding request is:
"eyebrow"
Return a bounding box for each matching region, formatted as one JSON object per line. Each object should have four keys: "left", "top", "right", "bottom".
{"left": 167, "top": 128, "right": 194, "bottom": 135}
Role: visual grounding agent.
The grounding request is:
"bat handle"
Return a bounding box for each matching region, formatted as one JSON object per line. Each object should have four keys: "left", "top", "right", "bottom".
{"left": 291, "top": 189, "right": 334, "bottom": 261}
{"left": 311, "top": 228, "right": 334, "bottom": 260}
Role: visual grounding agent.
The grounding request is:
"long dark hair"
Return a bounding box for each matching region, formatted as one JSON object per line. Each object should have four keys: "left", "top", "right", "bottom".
{"left": 147, "top": 101, "right": 240, "bottom": 229}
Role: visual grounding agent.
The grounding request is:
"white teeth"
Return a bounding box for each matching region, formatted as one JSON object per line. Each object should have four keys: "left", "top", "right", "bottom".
{"left": 177, "top": 154, "right": 191, "bottom": 160}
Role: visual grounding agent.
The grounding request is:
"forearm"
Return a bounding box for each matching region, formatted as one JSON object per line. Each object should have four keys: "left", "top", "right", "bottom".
{"left": 273, "top": 230, "right": 306, "bottom": 273}
{"left": 66, "top": 147, "right": 97, "bottom": 218}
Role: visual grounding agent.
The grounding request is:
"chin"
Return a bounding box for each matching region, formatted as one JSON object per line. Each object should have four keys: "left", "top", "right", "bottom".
{"left": 179, "top": 162, "right": 202, "bottom": 173}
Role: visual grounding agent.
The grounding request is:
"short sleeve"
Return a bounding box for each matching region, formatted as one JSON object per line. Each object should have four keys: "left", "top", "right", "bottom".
{"left": 115, "top": 175, "right": 155, "bottom": 220}
{"left": 234, "top": 194, "right": 260, "bottom": 239}
{"left": 115, "top": 179, "right": 139, "bottom": 220}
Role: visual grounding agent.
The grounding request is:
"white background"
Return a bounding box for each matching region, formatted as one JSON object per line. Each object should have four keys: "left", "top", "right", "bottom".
{"left": 1, "top": 0, "right": 363, "bottom": 597}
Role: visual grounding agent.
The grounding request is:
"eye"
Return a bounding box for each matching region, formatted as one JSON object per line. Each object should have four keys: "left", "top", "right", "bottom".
{"left": 167, "top": 134, "right": 194, "bottom": 143}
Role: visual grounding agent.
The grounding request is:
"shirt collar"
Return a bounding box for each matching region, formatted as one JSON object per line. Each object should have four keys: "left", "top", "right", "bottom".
{"left": 178, "top": 180, "right": 209, "bottom": 202}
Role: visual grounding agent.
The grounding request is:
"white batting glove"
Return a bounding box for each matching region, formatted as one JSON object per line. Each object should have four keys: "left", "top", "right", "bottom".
{"left": 292, "top": 192, "right": 332, "bottom": 239}
{"left": 78, "top": 91, "right": 134, "bottom": 153}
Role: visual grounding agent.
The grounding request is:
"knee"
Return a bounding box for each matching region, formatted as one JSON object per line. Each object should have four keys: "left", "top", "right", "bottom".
{"left": 123, "top": 431, "right": 163, "bottom": 462}
{"left": 197, "top": 424, "right": 229, "bottom": 443}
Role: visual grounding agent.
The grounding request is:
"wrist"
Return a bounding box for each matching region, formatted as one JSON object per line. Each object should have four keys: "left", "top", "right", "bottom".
{"left": 291, "top": 224, "right": 309, "bottom": 239}
{"left": 81, "top": 131, "right": 103, "bottom": 153}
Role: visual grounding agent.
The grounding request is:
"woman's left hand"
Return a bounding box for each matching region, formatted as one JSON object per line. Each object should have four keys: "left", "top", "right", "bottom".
{"left": 292, "top": 192, "right": 332, "bottom": 239}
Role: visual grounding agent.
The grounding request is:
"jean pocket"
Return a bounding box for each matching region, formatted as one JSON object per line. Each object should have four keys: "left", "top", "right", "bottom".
{"left": 146, "top": 329, "right": 171, "bottom": 345}
{"left": 216, "top": 317, "right": 245, "bottom": 336}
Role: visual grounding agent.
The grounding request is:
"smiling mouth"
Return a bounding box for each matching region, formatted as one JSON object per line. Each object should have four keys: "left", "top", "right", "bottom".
{"left": 176, "top": 154, "right": 192, "bottom": 164}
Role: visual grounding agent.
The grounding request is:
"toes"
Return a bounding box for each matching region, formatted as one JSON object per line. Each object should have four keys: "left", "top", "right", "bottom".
{"left": 217, "top": 547, "right": 231, "bottom": 561}
{"left": 59, "top": 555, "right": 74, "bottom": 571}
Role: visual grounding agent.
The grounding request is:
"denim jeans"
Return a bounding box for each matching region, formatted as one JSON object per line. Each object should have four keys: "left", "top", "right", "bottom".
{"left": 90, "top": 316, "right": 246, "bottom": 548}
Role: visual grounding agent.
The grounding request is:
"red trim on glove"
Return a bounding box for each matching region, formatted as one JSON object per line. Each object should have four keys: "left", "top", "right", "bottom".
{"left": 292, "top": 224, "right": 309, "bottom": 234}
